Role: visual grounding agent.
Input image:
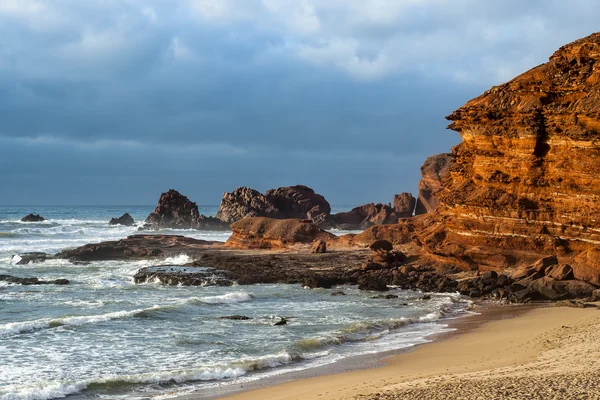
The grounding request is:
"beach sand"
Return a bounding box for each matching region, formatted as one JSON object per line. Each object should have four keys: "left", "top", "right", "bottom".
{"left": 214, "top": 305, "right": 600, "bottom": 400}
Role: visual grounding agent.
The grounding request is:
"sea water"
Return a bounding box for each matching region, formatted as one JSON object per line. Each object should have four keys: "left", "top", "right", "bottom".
{"left": 0, "top": 206, "right": 470, "bottom": 400}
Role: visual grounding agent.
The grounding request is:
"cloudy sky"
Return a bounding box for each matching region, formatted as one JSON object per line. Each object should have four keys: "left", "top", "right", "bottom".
{"left": 1, "top": 0, "right": 598, "bottom": 205}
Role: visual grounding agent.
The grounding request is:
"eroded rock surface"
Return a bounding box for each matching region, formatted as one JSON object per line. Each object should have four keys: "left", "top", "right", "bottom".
{"left": 414, "top": 153, "right": 454, "bottom": 215}
{"left": 21, "top": 214, "right": 45, "bottom": 222}
{"left": 393, "top": 193, "right": 416, "bottom": 218}
{"left": 0, "top": 275, "right": 69, "bottom": 285}
{"left": 109, "top": 213, "right": 135, "bottom": 226}
{"left": 216, "top": 187, "right": 283, "bottom": 223}
{"left": 330, "top": 203, "right": 399, "bottom": 230}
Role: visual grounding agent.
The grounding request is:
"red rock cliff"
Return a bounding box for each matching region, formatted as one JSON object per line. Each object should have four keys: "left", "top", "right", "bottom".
{"left": 421, "top": 32, "right": 600, "bottom": 279}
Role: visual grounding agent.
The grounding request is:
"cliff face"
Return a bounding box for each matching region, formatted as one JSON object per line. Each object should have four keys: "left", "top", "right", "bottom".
{"left": 423, "top": 33, "right": 600, "bottom": 276}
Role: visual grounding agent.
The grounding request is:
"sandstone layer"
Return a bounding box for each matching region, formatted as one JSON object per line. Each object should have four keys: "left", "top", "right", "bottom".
{"left": 416, "top": 33, "right": 600, "bottom": 280}
{"left": 414, "top": 154, "right": 454, "bottom": 215}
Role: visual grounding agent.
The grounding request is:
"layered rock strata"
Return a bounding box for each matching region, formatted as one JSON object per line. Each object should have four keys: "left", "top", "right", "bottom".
{"left": 414, "top": 154, "right": 454, "bottom": 215}
{"left": 418, "top": 33, "right": 600, "bottom": 278}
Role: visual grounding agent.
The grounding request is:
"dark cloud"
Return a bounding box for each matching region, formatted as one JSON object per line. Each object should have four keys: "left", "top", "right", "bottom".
{"left": 1, "top": 0, "right": 599, "bottom": 205}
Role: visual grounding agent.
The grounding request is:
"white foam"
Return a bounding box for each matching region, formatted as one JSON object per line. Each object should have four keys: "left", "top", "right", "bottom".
{"left": 195, "top": 292, "right": 253, "bottom": 304}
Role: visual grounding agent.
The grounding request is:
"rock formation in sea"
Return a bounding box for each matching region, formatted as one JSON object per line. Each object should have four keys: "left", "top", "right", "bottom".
{"left": 142, "top": 189, "right": 229, "bottom": 230}
{"left": 264, "top": 185, "right": 331, "bottom": 225}
{"left": 329, "top": 203, "right": 399, "bottom": 230}
{"left": 109, "top": 213, "right": 135, "bottom": 226}
{"left": 21, "top": 213, "right": 45, "bottom": 222}
{"left": 414, "top": 154, "right": 454, "bottom": 215}
{"left": 225, "top": 217, "right": 336, "bottom": 249}
{"left": 216, "top": 187, "right": 284, "bottom": 223}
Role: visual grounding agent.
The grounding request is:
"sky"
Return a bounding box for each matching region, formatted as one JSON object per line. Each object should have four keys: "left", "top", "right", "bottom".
{"left": 1, "top": 0, "right": 599, "bottom": 206}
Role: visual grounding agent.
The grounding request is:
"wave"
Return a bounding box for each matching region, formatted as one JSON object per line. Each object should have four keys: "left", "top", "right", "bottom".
{"left": 189, "top": 292, "right": 253, "bottom": 305}
{"left": 0, "top": 306, "right": 162, "bottom": 337}
{"left": 0, "top": 351, "right": 298, "bottom": 400}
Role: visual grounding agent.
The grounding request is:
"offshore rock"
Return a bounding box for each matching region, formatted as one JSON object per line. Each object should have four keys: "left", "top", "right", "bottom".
{"left": 393, "top": 193, "right": 416, "bottom": 218}
{"left": 12, "top": 252, "right": 53, "bottom": 265}
{"left": 0, "top": 275, "right": 69, "bottom": 285}
{"left": 330, "top": 203, "right": 398, "bottom": 230}
{"left": 109, "top": 213, "right": 135, "bottom": 226}
{"left": 225, "top": 217, "right": 336, "bottom": 249}
{"left": 143, "top": 189, "right": 229, "bottom": 230}
{"left": 56, "top": 234, "right": 221, "bottom": 261}
{"left": 133, "top": 266, "right": 234, "bottom": 286}
{"left": 21, "top": 213, "right": 45, "bottom": 222}
{"left": 414, "top": 154, "right": 454, "bottom": 215}
{"left": 216, "top": 187, "right": 284, "bottom": 223}
{"left": 265, "top": 185, "right": 331, "bottom": 225}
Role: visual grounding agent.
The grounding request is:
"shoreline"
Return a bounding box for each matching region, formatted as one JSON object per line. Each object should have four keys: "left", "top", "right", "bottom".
{"left": 177, "top": 301, "right": 539, "bottom": 400}
{"left": 177, "top": 302, "right": 600, "bottom": 400}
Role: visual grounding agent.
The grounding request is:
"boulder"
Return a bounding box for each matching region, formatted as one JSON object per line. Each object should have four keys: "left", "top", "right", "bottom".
{"left": 219, "top": 315, "right": 252, "bottom": 320}
{"left": 143, "top": 189, "right": 229, "bottom": 230}
{"left": 216, "top": 187, "right": 284, "bottom": 223}
{"left": 357, "top": 277, "right": 389, "bottom": 291}
{"left": 12, "top": 252, "right": 53, "bottom": 265}
{"left": 512, "top": 256, "right": 558, "bottom": 280}
{"left": 545, "top": 264, "right": 574, "bottom": 281}
{"left": 303, "top": 275, "right": 336, "bottom": 289}
{"left": 369, "top": 240, "right": 393, "bottom": 252}
{"left": 311, "top": 240, "right": 327, "bottom": 254}
{"left": 331, "top": 203, "right": 398, "bottom": 230}
{"left": 225, "top": 217, "right": 336, "bottom": 249}
{"left": 393, "top": 193, "right": 416, "bottom": 218}
{"left": 265, "top": 185, "right": 331, "bottom": 225}
{"left": 109, "top": 213, "right": 135, "bottom": 226}
{"left": 21, "top": 213, "right": 45, "bottom": 222}
{"left": 414, "top": 154, "right": 454, "bottom": 215}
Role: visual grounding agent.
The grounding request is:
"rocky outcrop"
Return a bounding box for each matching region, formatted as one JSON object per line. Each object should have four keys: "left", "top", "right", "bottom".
{"left": 393, "top": 193, "right": 416, "bottom": 218}
{"left": 216, "top": 187, "right": 284, "bottom": 223}
{"left": 225, "top": 217, "right": 337, "bottom": 249}
{"left": 311, "top": 240, "right": 327, "bottom": 253}
{"left": 414, "top": 154, "right": 454, "bottom": 215}
{"left": 56, "top": 234, "right": 221, "bottom": 261}
{"left": 264, "top": 185, "right": 331, "bottom": 225}
{"left": 11, "top": 252, "right": 53, "bottom": 265}
{"left": 133, "top": 266, "right": 234, "bottom": 286}
{"left": 143, "top": 189, "right": 229, "bottom": 230}
{"left": 109, "top": 213, "right": 135, "bottom": 226}
{"left": 0, "top": 275, "right": 69, "bottom": 285}
{"left": 21, "top": 213, "right": 45, "bottom": 222}
{"left": 409, "top": 33, "right": 600, "bottom": 282}
{"left": 330, "top": 203, "right": 399, "bottom": 230}
{"left": 216, "top": 185, "right": 331, "bottom": 226}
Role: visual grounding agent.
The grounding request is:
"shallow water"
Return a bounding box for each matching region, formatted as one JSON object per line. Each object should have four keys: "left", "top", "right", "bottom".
{"left": 0, "top": 206, "right": 470, "bottom": 400}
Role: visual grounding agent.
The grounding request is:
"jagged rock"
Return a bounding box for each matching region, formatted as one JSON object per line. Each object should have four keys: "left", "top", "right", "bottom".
{"left": 414, "top": 154, "right": 454, "bottom": 215}
{"left": 331, "top": 203, "right": 398, "bottom": 230}
{"left": 109, "top": 213, "right": 135, "bottom": 226}
{"left": 265, "top": 185, "right": 331, "bottom": 225}
{"left": 133, "top": 266, "right": 234, "bottom": 286}
{"left": 12, "top": 252, "right": 53, "bottom": 265}
{"left": 311, "top": 240, "right": 327, "bottom": 254}
{"left": 21, "top": 213, "right": 45, "bottom": 222}
{"left": 143, "top": 189, "right": 229, "bottom": 230}
{"left": 274, "top": 318, "right": 288, "bottom": 326}
{"left": 0, "top": 275, "right": 69, "bottom": 285}
{"left": 57, "top": 234, "right": 220, "bottom": 261}
{"left": 393, "top": 193, "right": 416, "bottom": 218}
{"left": 331, "top": 291, "right": 346, "bottom": 296}
{"left": 372, "top": 294, "right": 399, "bottom": 299}
{"left": 216, "top": 187, "right": 284, "bottom": 223}
{"left": 358, "top": 277, "right": 389, "bottom": 291}
{"left": 225, "top": 217, "right": 336, "bottom": 249}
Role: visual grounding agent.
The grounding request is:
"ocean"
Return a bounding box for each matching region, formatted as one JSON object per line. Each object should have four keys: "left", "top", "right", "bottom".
{"left": 0, "top": 206, "right": 471, "bottom": 400}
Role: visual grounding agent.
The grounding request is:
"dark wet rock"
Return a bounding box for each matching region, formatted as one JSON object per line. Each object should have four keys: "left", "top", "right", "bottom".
{"left": 12, "top": 252, "right": 53, "bottom": 265}
{"left": 274, "top": 318, "right": 287, "bottom": 326}
{"left": 21, "top": 213, "right": 45, "bottom": 222}
{"left": 303, "top": 275, "right": 337, "bottom": 289}
{"left": 358, "top": 277, "right": 389, "bottom": 291}
{"left": 219, "top": 315, "right": 252, "bottom": 320}
{"left": 372, "top": 294, "right": 399, "bottom": 299}
{"left": 109, "top": 213, "right": 135, "bottom": 226}
{"left": 331, "top": 291, "right": 346, "bottom": 296}
{"left": 143, "top": 189, "right": 229, "bottom": 230}
{"left": 0, "top": 275, "right": 69, "bottom": 285}
{"left": 133, "top": 266, "right": 234, "bottom": 286}
{"left": 555, "top": 299, "right": 594, "bottom": 309}
{"left": 57, "top": 234, "right": 221, "bottom": 261}
{"left": 311, "top": 240, "right": 327, "bottom": 254}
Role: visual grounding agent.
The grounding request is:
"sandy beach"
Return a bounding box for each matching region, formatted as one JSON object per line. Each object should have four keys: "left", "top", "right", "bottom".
{"left": 211, "top": 304, "right": 600, "bottom": 400}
